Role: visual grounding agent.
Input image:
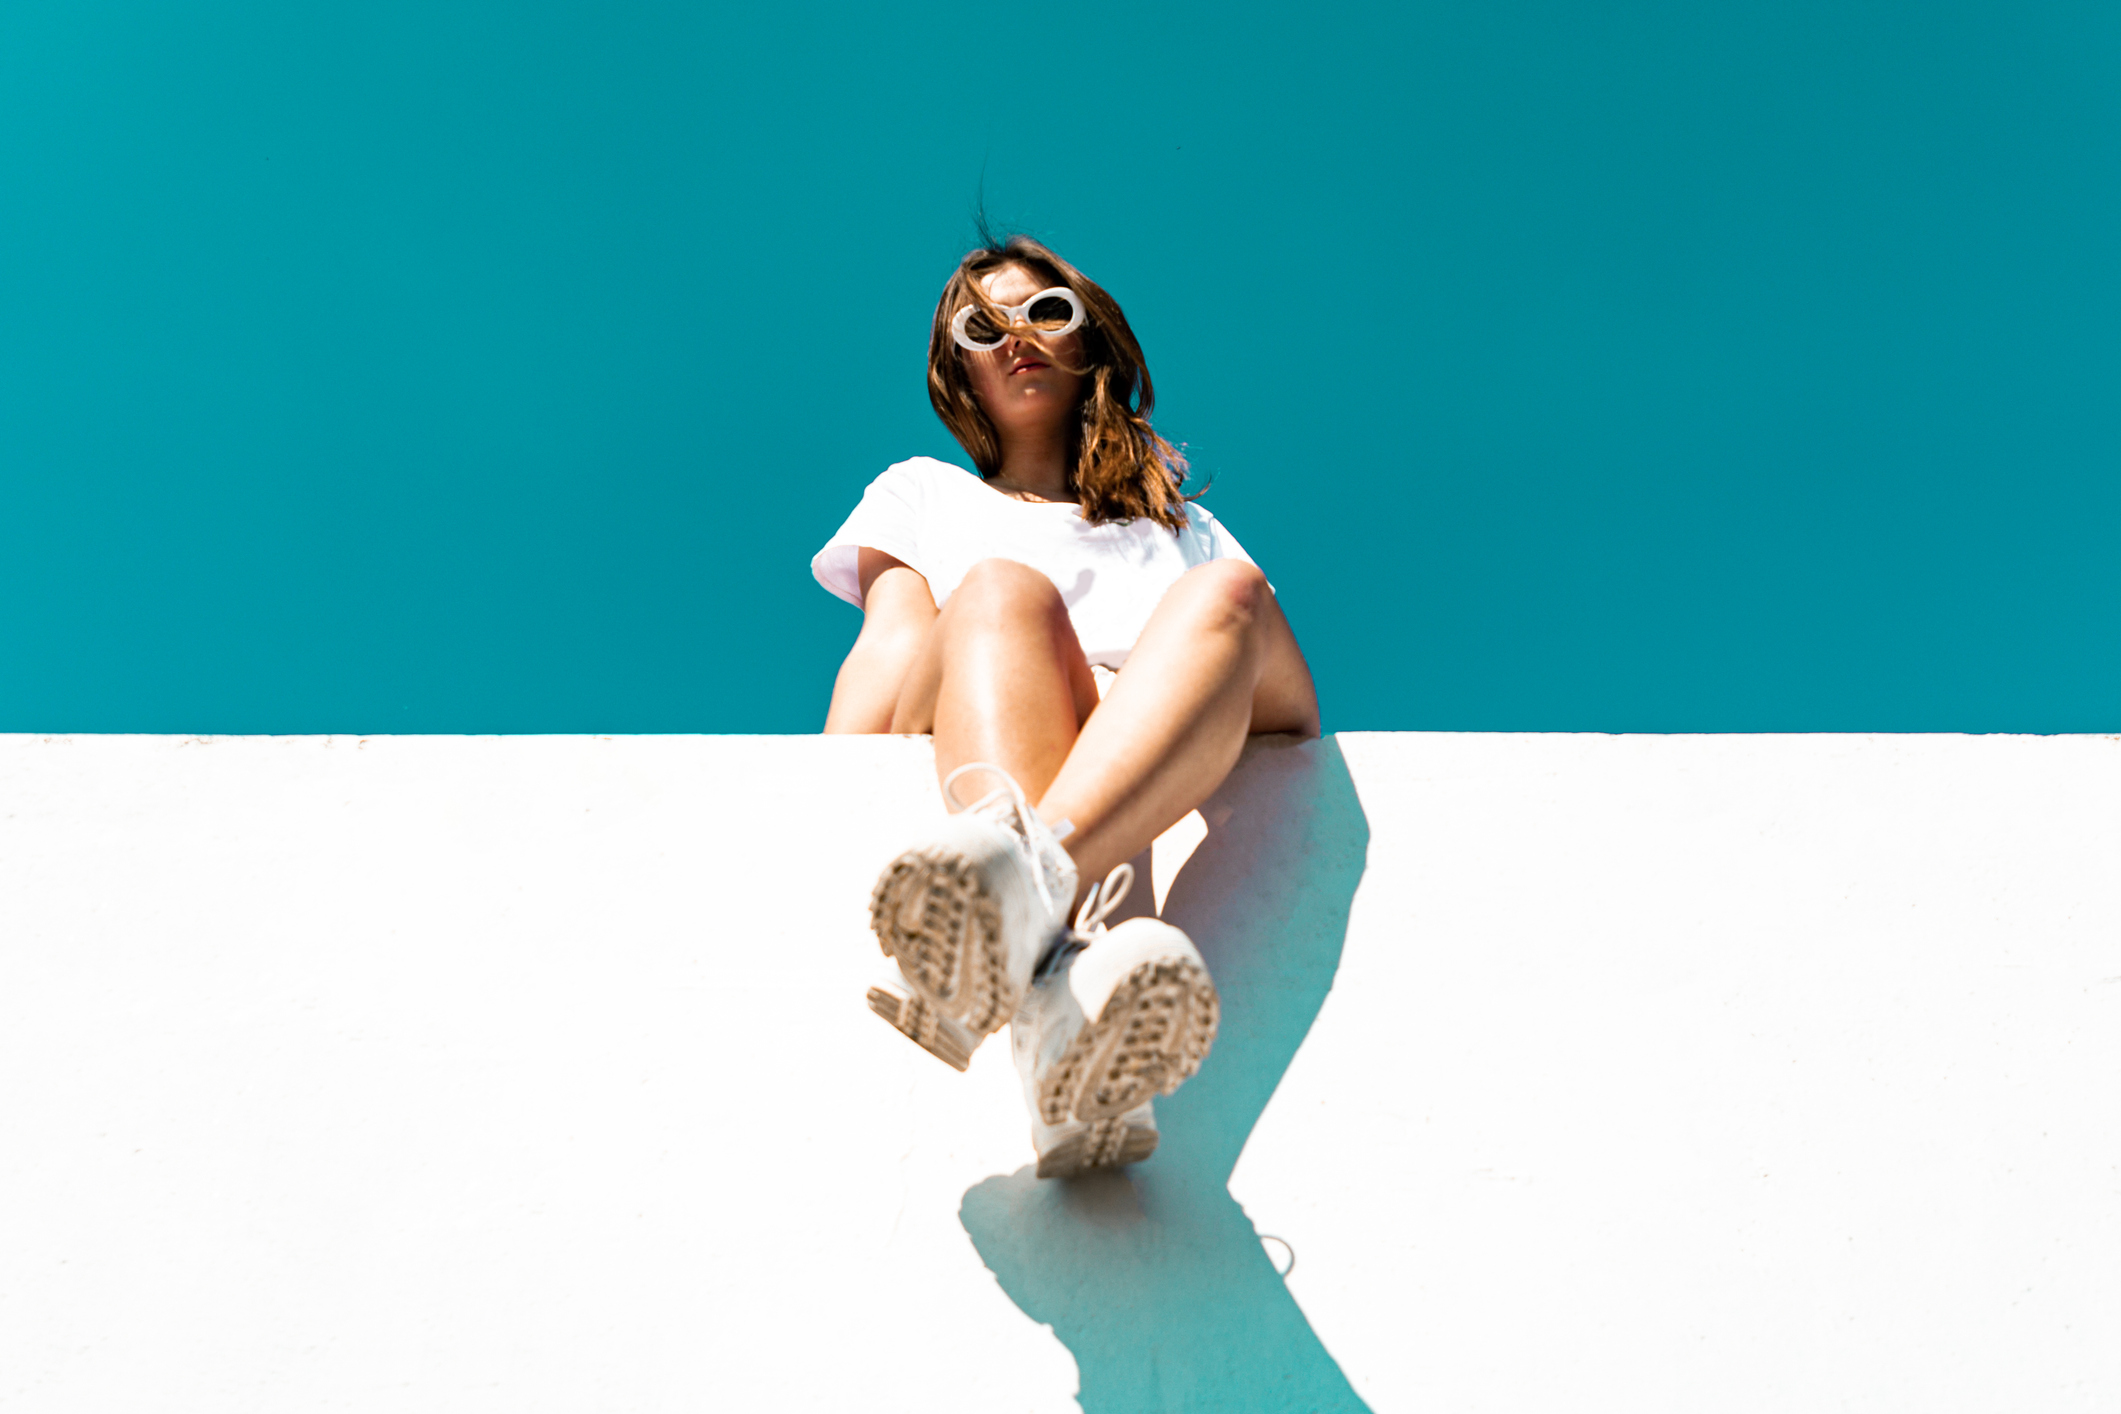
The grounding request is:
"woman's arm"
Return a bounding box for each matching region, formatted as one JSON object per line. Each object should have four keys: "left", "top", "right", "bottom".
{"left": 823, "top": 548, "right": 940, "bottom": 733}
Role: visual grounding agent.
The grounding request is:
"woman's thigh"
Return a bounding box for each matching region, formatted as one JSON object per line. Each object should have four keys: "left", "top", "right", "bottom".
{"left": 1110, "top": 560, "right": 1320, "bottom": 738}
{"left": 888, "top": 558, "right": 1102, "bottom": 736}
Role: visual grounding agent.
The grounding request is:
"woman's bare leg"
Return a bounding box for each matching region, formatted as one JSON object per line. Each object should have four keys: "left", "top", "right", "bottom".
{"left": 890, "top": 558, "right": 1100, "bottom": 806}
{"left": 893, "top": 556, "right": 1318, "bottom": 903}
{"left": 1036, "top": 560, "right": 1319, "bottom": 888}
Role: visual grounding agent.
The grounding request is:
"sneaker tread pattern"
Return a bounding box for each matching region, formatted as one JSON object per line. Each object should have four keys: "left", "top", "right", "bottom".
{"left": 1034, "top": 1116, "right": 1159, "bottom": 1179}
{"left": 869, "top": 845, "right": 1012, "bottom": 1041}
{"left": 864, "top": 985, "right": 974, "bottom": 1071}
{"left": 1037, "top": 957, "right": 1220, "bottom": 1125}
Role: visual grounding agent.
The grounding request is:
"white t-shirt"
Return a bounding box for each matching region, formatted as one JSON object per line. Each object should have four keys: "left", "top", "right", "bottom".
{"left": 812, "top": 456, "right": 1258, "bottom": 668}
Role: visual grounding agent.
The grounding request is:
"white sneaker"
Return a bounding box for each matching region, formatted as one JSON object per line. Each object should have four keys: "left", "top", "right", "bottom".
{"left": 1011, "top": 864, "right": 1220, "bottom": 1178}
{"left": 867, "top": 763, "right": 1079, "bottom": 1071}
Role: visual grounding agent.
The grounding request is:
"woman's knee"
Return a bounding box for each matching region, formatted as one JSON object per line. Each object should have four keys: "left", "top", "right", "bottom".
{"left": 1176, "top": 559, "right": 1271, "bottom": 628}
{"left": 946, "top": 558, "right": 1069, "bottom": 628}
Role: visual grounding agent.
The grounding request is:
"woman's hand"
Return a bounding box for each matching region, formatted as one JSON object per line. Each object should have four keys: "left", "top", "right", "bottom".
{"left": 822, "top": 548, "right": 939, "bottom": 733}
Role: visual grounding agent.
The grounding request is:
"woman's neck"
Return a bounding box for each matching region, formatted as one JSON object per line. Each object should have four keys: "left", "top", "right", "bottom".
{"left": 987, "top": 432, "right": 1074, "bottom": 503}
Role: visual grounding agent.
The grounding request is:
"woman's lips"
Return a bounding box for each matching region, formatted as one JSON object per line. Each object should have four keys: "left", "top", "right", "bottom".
{"left": 1010, "top": 359, "right": 1049, "bottom": 374}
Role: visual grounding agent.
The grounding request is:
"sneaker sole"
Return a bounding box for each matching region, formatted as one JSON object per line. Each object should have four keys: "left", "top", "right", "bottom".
{"left": 1035, "top": 1114, "right": 1160, "bottom": 1180}
{"left": 864, "top": 983, "right": 978, "bottom": 1072}
{"left": 868, "top": 845, "right": 1015, "bottom": 1069}
{"left": 1036, "top": 956, "right": 1220, "bottom": 1127}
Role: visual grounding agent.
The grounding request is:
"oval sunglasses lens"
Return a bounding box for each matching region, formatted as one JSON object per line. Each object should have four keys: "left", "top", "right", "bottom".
{"left": 1025, "top": 295, "right": 1076, "bottom": 330}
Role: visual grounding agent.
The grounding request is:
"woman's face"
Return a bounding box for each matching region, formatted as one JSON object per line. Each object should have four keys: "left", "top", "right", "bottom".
{"left": 962, "top": 263, "right": 1085, "bottom": 444}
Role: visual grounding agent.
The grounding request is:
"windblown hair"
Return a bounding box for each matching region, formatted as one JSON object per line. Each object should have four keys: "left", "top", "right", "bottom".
{"left": 927, "top": 235, "right": 1194, "bottom": 532}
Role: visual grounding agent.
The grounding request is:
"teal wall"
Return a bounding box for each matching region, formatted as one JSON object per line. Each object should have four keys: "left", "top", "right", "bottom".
{"left": 3, "top": 1, "right": 2115, "bottom": 732}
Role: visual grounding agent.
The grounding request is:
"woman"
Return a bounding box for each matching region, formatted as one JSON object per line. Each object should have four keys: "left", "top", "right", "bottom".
{"left": 815, "top": 235, "right": 1319, "bottom": 1177}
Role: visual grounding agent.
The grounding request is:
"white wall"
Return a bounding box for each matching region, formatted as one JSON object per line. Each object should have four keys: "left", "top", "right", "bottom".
{"left": 1, "top": 733, "right": 2115, "bottom": 1411}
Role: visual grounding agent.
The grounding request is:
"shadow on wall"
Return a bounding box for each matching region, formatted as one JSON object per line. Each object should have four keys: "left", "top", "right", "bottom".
{"left": 961, "top": 736, "right": 1374, "bottom": 1413}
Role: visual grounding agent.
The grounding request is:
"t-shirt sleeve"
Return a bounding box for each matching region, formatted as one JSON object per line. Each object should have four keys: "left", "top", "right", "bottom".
{"left": 811, "top": 460, "right": 929, "bottom": 608}
{"left": 1181, "top": 503, "right": 1259, "bottom": 569}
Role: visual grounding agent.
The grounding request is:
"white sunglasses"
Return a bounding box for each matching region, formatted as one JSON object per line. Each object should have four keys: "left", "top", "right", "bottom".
{"left": 950, "top": 287, "right": 1086, "bottom": 352}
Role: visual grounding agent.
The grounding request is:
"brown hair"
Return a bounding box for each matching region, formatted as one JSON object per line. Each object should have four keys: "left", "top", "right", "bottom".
{"left": 927, "top": 235, "right": 1194, "bottom": 532}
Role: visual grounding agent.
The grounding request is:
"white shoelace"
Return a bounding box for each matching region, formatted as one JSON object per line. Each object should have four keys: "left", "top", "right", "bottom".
{"left": 1032, "top": 861, "right": 1134, "bottom": 983}
{"left": 1074, "top": 861, "right": 1133, "bottom": 938}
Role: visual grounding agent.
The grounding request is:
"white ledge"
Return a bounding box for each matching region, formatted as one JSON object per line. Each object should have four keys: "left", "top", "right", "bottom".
{"left": 2, "top": 733, "right": 2117, "bottom": 1412}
